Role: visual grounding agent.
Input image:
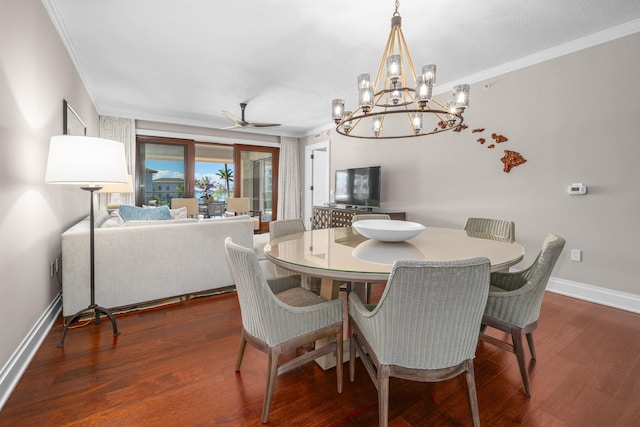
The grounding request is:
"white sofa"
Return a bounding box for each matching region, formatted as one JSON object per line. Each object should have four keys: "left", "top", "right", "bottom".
{"left": 61, "top": 212, "right": 255, "bottom": 317}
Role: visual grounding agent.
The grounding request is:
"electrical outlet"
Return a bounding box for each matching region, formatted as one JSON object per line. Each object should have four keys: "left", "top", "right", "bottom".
{"left": 50, "top": 261, "right": 56, "bottom": 277}
{"left": 570, "top": 249, "right": 582, "bottom": 262}
{"left": 55, "top": 257, "right": 60, "bottom": 273}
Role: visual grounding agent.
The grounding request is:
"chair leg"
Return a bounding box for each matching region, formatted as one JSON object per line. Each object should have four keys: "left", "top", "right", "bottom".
{"left": 511, "top": 328, "right": 531, "bottom": 397}
{"left": 526, "top": 332, "right": 537, "bottom": 360}
{"left": 365, "top": 282, "right": 371, "bottom": 304}
{"left": 464, "top": 360, "right": 481, "bottom": 427}
{"left": 262, "top": 347, "right": 281, "bottom": 423}
{"left": 336, "top": 329, "right": 344, "bottom": 393}
{"left": 349, "top": 326, "right": 357, "bottom": 382}
{"left": 236, "top": 332, "right": 248, "bottom": 371}
{"left": 378, "top": 365, "right": 390, "bottom": 427}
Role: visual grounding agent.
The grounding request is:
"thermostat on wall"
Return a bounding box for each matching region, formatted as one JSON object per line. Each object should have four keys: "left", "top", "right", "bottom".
{"left": 567, "top": 183, "right": 587, "bottom": 195}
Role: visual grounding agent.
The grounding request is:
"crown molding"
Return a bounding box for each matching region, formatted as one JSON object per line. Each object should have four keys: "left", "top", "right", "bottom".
{"left": 435, "top": 18, "right": 640, "bottom": 92}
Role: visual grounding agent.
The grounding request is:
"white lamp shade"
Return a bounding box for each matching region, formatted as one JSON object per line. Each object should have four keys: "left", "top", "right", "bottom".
{"left": 45, "top": 136, "right": 128, "bottom": 185}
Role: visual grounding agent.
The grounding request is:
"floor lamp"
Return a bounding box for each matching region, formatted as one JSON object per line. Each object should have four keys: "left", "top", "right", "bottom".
{"left": 45, "top": 135, "right": 129, "bottom": 348}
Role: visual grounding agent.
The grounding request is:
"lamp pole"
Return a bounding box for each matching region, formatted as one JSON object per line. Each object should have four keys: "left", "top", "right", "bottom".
{"left": 58, "top": 186, "right": 120, "bottom": 347}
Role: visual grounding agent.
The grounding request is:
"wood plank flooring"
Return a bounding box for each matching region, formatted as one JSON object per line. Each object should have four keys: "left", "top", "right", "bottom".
{"left": 1, "top": 288, "right": 639, "bottom": 426}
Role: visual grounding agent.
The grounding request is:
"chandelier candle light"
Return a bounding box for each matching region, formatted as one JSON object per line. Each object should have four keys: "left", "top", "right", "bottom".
{"left": 332, "top": 1, "right": 470, "bottom": 139}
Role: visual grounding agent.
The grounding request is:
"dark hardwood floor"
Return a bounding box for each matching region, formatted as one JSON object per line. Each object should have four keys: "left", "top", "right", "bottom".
{"left": 1, "top": 288, "right": 639, "bottom": 426}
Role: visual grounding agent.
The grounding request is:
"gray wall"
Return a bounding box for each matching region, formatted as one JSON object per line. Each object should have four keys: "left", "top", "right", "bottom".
{"left": 310, "top": 32, "right": 640, "bottom": 296}
{"left": 0, "top": 0, "right": 98, "bottom": 378}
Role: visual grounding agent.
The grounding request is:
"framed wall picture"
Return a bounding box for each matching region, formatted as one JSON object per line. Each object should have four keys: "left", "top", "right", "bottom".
{"left": 63, "top": 99, "right": 87, "bottom": 136}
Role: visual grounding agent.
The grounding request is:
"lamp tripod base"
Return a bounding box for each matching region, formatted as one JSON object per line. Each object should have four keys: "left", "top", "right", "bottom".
{"left": 58, "top": 304, "right": 120, "bottom": 348}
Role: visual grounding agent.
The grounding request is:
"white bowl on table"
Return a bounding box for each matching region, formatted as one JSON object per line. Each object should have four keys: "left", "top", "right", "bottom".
{"left": 352, "top": 219, "right": 425, "bottom": 242}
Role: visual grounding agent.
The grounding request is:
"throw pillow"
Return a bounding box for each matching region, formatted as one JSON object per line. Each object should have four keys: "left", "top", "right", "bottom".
{"left": 94, "top": 210, "right": 110, "bottom": 227}
{"left": 119, "top": 204, "right": 171, "bottom": 222}
{"left": 170, "top": 206, "right": 187, "bottom": 219}
{"left": 101, "top": 216, "right": 124, "bottom": 228}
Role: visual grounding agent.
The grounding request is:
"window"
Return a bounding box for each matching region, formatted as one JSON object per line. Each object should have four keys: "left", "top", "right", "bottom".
{"left": 194, "top": 143, "right": 235, "bottom": 202}
{"left": 136, "top": 138, "right": 191, "bottom": 206}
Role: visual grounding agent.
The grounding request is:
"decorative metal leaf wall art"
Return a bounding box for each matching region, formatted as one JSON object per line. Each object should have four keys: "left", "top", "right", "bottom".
{"left": 453, "top": 124, "right": 527, "bottom": 173}
{"left": 501, "top": 150, "right": 527, "bottom": 172}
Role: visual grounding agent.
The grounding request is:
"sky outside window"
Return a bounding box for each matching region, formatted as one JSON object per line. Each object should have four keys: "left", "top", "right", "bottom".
{"left": 146, "top": 159, "right": 234, "bottom": 200}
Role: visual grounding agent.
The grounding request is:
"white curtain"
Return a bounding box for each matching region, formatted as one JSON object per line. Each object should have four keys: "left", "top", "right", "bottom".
{"left": 99, "top": 116, "right": 136, "bottom": 209}
{"left": 277, "top": 136, "right": 301, "bottom": 220}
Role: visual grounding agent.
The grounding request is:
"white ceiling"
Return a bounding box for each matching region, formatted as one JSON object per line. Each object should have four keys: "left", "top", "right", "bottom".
{"left": 43, "top": 0, "right": 640, "bottom": 138}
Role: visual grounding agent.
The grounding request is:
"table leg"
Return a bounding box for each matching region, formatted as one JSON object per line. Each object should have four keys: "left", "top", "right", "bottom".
{"left": 316, "top": 277, "right": 349, "bottom": 370}
{"left": 319, "top": 277, "right": 340, "bottom": 301}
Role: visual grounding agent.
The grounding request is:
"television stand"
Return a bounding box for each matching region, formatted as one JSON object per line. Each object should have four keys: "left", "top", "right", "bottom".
{"left": 312, "top": 206, "right": 406, "bottom": 229}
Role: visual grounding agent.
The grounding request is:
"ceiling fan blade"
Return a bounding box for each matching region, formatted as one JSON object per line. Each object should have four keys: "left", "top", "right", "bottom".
{"left": 221, "top": 123, "right": 242, "bottom": 130}
{"left": 222, "top": 111, "right": 248, "bottom": 126}
{"left": 250, "top": 122, "right": 281, "bottom": 128}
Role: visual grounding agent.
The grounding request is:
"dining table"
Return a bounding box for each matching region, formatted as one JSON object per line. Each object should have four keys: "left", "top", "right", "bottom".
{"left": 264, "top": 225, "right": 524, "bottom": 369}
{"left": 265, "top": 225, "right": 525, "bottom": 301}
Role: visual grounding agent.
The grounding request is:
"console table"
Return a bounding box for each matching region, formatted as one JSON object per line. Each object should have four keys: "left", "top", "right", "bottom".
{"left": 312, "top": 206, "right": 406, "bottom": 229}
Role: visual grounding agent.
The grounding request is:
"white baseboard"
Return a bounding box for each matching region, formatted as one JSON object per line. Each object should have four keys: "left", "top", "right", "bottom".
{"left": 0, "top": 294, "right": 62, "bottom": 411}
{"left": 547, "top": 277, "right": 640, "bottom": 314}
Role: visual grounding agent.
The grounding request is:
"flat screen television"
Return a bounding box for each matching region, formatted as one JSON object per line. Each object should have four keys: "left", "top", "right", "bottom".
{"left": 334, "top": 166, "right": 381, "bottom": 209}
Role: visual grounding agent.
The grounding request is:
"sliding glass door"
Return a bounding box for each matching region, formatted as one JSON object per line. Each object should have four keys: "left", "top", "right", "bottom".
{"left": 136, "top": 138, "right": 277, "bottom": 228}
{"left": 234, "top": 145, "right": 279, "bottom": 232}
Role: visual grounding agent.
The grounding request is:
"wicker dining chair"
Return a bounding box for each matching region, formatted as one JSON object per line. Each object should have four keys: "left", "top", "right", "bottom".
{"left": 224, "top": 238, "right": 344, "bottom": 423}
{"left": 269, "top": 219, "right": 322, "bottom": 292}
{"left": 349, "top": 258, "right": 491, "bottom": 427}
{"left": 480, "top": 234, "right": 565, "bottom": 396}
{"left": 464, "top": 217, "right": 515, "bottom": 243}
{"left": 269, "top": 218, "right": 306, "bottom": 241}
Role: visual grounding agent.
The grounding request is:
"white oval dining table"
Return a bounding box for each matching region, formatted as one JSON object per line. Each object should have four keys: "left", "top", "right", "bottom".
{"left": 265, "top": 226, "right": 524, "bottom": 300}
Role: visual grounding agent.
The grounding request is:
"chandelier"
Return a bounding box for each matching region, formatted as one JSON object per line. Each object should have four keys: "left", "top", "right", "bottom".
{"left": 331, "top": 1, "right": 470, "bottom": 139}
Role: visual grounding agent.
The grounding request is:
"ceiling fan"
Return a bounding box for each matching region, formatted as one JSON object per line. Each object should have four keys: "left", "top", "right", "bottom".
{"left": 221, "top": 102, "right": 281, "bottom": 129}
